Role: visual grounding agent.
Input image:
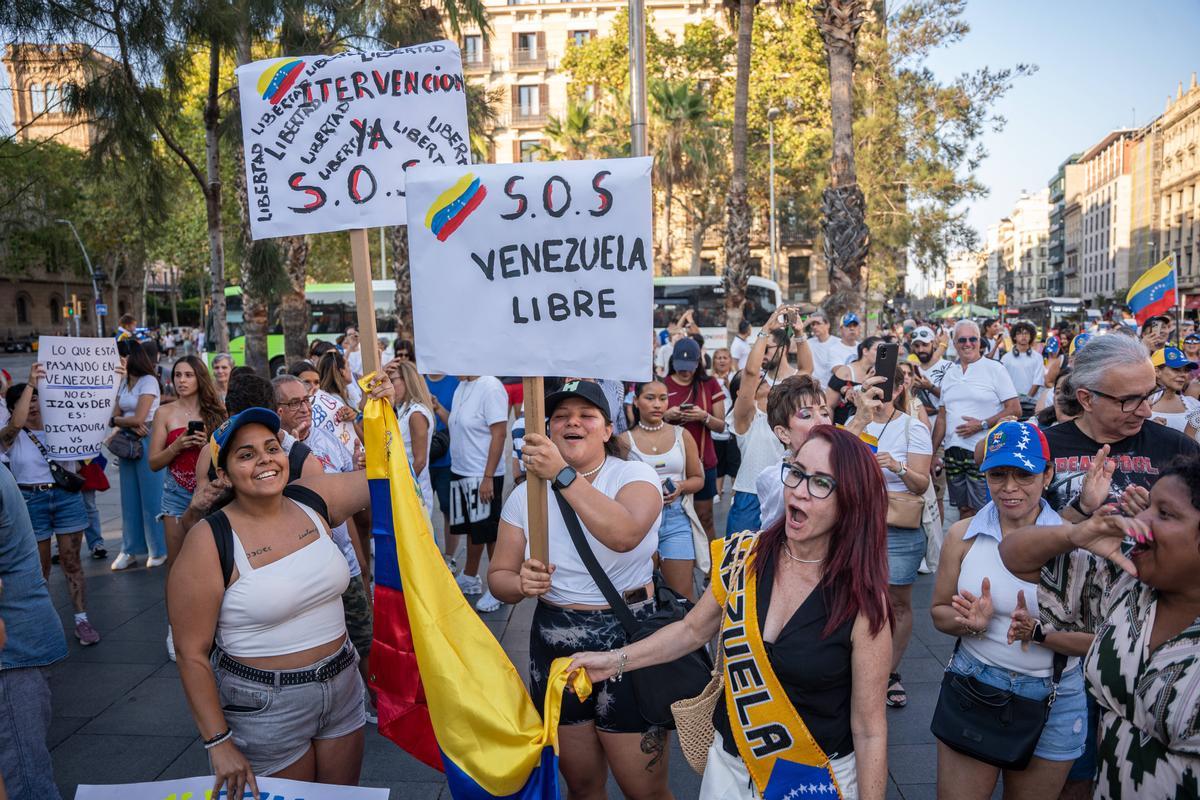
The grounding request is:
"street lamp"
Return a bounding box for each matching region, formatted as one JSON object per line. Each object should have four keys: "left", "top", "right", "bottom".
{"left": 767, "top": 107, "right": 781, "bottom": 285}
{"left": 56, "top": 218, "right": 103, "bottom": 336}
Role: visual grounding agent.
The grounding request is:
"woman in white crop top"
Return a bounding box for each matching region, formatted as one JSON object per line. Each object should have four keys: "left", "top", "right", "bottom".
{"left": 488, "top": 380, "right": 669, "bottom": 800}
{"left": 168, "top": 375, "right": 392, "bottom": 799}
{"left": 930, "top": 421, "right": 1092, "bottom": 800}
{"left": 623, "top": 380, "right": 704, "bottom": 600}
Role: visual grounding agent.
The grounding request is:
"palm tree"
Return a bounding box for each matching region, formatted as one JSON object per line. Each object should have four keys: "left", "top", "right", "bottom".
{"left": 649, "top": 79, "right": 710, "bottom": 275}
{"left": 722, "top": 0, "right": 756, "bottom": 341}
{"left": 813, "top": 0, "right": 869, "bottom": 318}
{"left": 538, "top": 101, "right": 597, "bottom": 160}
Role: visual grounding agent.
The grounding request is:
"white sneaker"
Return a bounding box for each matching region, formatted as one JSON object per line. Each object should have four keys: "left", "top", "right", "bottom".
{"left": 146, "top": 555, "right": 168, "bottom": 568}
{"left": 364, "top": 689, "right": 378, "bottom": 724}
{"left": 918, "top": 558, "right": 932, "bottom": 575}
{"left": 456, "top": 573, "right": 483, "bottom": 595}
{"left": 475, "top": 590, "right": 503, "bottom": 613}
{"left": 110, "top": 552, "right": 139, "bottom": 571}
{"left": 166, "top": 626, "right": 176, "bottom": 662}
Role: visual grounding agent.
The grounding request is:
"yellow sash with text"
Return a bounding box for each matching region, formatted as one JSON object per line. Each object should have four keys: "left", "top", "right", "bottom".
{"left": 712, "top": 532, "right": 842, "bottom": 799}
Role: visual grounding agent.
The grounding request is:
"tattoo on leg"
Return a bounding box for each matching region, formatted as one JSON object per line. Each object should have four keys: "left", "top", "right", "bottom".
{"left": 640, "top": 725, "right": 667, "bottom": 771}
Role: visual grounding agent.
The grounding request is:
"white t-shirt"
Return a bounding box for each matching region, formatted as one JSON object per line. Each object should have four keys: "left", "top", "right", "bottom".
{"left": 398, "top": 401, "right": 435, "bottom": 510}
{"left": 857, "top": 412, "right": 933, "bottom": 493}
{"left": 292, "top": 426, "right": 361, "bottom": 578}
{"left": 654, "top": 343, "right": 674, "bottom": 377}
{"left": 1001, "top": 350, "right": 1045, "bottom": 398}
{"left": 733, "top": 411, "right": 784, "bottom": 495}
{"left": 755, "top": 460, "right": 786, "bottom": 530}
{"left": 0, "top": 429, "right": 80, "bottom": 482}
{"left": 449, "top": 376, "right": 509, "bottom": 477}
{"left": 1150, "top": 396, "right": 1200, "bottom": 438}
{"left": 939, "top": 358, "right": 1018, "bottom": 450}
{"left": 511, "top": 415, "right": 527, "bottom": 476}
{"left": 117, "top": 374, "right": 160, "bottom": 423}
{"left": 311, "top": 389, "right": 356, "bottom": 456}
{"left": 500, "top": 457, "right": 659, "bottom": 606}
{"left": 347, "top": 349, "right": 363, "bottom": 380}
{"left": 825, "top": 339, "right": 858, "bottom": 375}
{"left": 915, "top": 357, "right": 952, "bottom": 411}
{"left": 806, "top": 336, "right": 840, "bottom": 386}
{"left": 729, "top": 335, "right": 753, "bottom": 371}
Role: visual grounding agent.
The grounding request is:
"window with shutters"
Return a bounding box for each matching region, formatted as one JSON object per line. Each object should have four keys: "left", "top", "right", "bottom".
{"left": 30, "top": 83, "right": 44, "bottom": 114}
{"left": 512, "top": 85, "right": 546, "bottom": 125}
{"left": 514, "top": 32, "right": 546, "bottom": 68}
{"left": 463, "top": 35, "right": 485, "bottom": 66}
{"left": 570, "top": 30, "right": 594, "bottom": 47}
{"left": 519, "top": 140, "right": 541, "bottom": 163}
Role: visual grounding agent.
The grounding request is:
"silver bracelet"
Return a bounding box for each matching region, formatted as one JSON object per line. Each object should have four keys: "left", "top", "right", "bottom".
{"left": 203, "top": 729, "right": 233, "bottom": 750}
{"left": 613, "top": 650, "right": 628, "bottom": 682}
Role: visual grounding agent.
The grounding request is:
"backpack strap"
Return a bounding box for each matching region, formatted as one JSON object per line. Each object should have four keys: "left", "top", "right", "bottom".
{"left": 283, "top": 482, "right": 331, "bottom": 526}
{"left": 287, "top": 440, "right": 311, "bottom": 482}
{"left": 205, "top": 510, "right": 235, "bottom": 589}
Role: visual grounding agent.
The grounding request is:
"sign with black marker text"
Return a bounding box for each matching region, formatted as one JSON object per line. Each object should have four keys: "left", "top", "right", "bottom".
{"left": 407, "top": 157, "right": 654, "bottom": 382}
{"left": 37, "top": 336, "right": 119, "bottom": 459}
{"left": 235, "top": 41, "right": 470, "bottom": 239}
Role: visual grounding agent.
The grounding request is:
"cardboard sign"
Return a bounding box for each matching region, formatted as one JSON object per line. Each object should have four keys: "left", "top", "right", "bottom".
{"left": 74, "top": 776, "right": 389, "bottom": 799}
{"left": 37, "top": 337, "right": 120, "bottom": 459}
{"left": 407, "top": 157, "right": 654, "bottom": 382}
{"left": 235, "top": 41, "right": 470, "bottom": 240}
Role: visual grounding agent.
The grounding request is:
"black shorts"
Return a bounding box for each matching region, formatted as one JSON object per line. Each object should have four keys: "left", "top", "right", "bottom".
{"left": 448, "top": 473, "right": 504, "bottom": 545}
{"left": 714, "top": 437, "right": 740, "bottom": 479}
{"left": 530, "top": 600, "right": 656, "bottom": 733}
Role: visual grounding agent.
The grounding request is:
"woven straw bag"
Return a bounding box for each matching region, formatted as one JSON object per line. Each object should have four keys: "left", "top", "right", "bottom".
{"left": 670, "top": 539, "right": 751, "bottom": 775}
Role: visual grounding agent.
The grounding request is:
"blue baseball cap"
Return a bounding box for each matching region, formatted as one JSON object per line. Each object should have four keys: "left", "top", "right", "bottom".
{"left": 210, "top": 408, "right": 282, "bottom": 470}
{"left": 671, "top": 338, "right": 702, "bottom": 371}
{"left": 1069, "top": 333, "right": 1092, "bottom": 355}
{"left": 658, "top": 329, "right": 670, "bottom": 346}
{"left": 980, "top": 421, "right": 1050, "bottom": 475}
{"left": 841, "top": 313, "right": 860, "bottom": 327}
{"left": 1152, "top": 346, "right": 1198, "bottom": 370}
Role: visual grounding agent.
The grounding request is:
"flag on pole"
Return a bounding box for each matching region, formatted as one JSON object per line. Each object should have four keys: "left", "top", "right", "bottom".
{"left": 364, "top": 395, "right": 589, "bottom": 798}
{"left": 1126, "top": 256, "right": 1177, "bottom": 325}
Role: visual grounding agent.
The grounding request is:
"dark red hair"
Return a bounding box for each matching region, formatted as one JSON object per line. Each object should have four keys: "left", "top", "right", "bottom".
{"left": 752, "top": 425, "right": 893, "bottom": 637}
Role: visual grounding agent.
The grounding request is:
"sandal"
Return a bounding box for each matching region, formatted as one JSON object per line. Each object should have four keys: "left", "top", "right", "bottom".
{"left": 886, "top": 672, "right": 907, "bottom": 708}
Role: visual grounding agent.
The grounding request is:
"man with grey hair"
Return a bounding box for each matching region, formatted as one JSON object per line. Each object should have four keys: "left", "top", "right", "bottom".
{"left": 932, "top": 319, "right": 1021, "bottom": 517}
{"left": 1043, "top": 333, "right": 1200, "bottom": 516}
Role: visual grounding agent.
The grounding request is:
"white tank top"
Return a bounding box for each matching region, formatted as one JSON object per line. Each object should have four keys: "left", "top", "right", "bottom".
{"left": 625, "top": 427, "right": 686, "bottom": 485}
{"left": 957, "top": 501, "right": 1063, "bottom": 677}
{"left": 216, "top": 499, "right": 351, "bottom": 658}
{"left": 733, "top": 411, "right": 784, "bottom": 495}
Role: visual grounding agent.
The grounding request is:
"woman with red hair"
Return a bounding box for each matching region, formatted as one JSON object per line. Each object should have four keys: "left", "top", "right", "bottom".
{"left": 570, "top": 425, "right": 892, "bottom": 799}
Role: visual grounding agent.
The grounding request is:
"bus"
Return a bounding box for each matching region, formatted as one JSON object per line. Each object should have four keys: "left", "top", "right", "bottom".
{"left": 1014, "top": 297, "right": 1086, "bottom": 336}
{"left": 212, "top": 275, "right": 783, "bottom": 372}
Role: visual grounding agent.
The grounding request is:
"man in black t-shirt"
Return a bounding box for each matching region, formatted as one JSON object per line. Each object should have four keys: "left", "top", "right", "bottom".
{"left": 1043, "top": 334, "right": 1200, "bottom": 517}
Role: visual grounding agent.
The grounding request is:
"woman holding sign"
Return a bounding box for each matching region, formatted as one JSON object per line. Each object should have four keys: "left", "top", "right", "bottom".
{"left": 569, "top": 426, "right": 893, "bottom": 800}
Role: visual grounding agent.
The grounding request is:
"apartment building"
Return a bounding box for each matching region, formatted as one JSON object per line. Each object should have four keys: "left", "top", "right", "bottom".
{"left": 1077, "top": 130, "right": 1135, "bottom": 302}
{"left": 1158, "top": 74, "right": 1200, "bottom": 300}
{"left": 1047, "top": 155, "right": 1079, "bottom": 296}
{"left": 985, "top": 220, "right": 1012, "bottom": 303}
{"left": 1007, "top": 189, "right": 1052, "bottom": 305}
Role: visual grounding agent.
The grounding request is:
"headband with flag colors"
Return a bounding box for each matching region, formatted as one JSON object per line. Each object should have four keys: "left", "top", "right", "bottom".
{"left": 1126, "top": 256, "right": 1177, "bottom": 326}
{"left": 363, "top": 391, "right": 590, "bottom": 798}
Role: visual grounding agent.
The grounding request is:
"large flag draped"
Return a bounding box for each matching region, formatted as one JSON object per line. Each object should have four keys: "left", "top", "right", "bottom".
{"left": 364, "top": 396, "right": 590, "bottom": 798}
{"left": 1126, "top": 256, "right": 1177, "bottom": 325}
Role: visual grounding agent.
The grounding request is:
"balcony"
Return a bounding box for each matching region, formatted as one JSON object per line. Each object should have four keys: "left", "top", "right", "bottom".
{"left": 508, "top": 108, "right": 548, "bottom": 127}
{"left": 463, "top": 55, "right": 490, "bottom": 74}
{"left": 513, "top": 48, "right": 547, "bottom": 70}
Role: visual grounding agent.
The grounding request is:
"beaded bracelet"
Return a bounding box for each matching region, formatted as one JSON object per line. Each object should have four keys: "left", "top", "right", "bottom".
{"left": 203, "top": 729, "right": 233, "bottom": 750}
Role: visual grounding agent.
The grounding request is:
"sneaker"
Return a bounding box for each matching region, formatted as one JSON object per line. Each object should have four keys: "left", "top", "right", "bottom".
{"left": 75, "top": 619, "right": 101, "bottom": 646}
{"left": 166, "top": 626, "right": 176, "bottom": 662}
{"left": 443, "top": 554, "right": 461, "bottom": 576}
{"left": 110, "top": 552, "right": 139, "bottom": 571}
{"left": 456, "top": 573, "right": 483, "bottom": 595}
{"left": 918, "top": 558, "right": 932, "bottom": 575}
{"left": 146, "top": 555, "right": 168, "bottom": 568}
{"left": 475, "top": 590, "right": 502, "bottom": 613}
{"left": 91, "top": 543, "right": 108, "bottom": 560}
{"left": 364, "top": 690, "right": 379, "bottom": 724}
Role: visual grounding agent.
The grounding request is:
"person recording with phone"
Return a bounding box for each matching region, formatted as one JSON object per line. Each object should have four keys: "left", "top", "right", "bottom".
{"left": 664, "top": 338, "right": 727, "bottom": 540}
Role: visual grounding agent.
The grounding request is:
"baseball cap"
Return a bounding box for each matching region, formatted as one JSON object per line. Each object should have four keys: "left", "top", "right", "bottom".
{"left": 911, "top": 326, "right": 935, "bottom": 344}
{"left": 210, "top": 408, "right": 282, "bottom": 470}
{"left": 1185, "top": 333, "right": 1200, "bottom": 344}
{"left": 1069, "top": 333, "right": 1092, "bottom": 355}
{"left": 1152, "top": 346, "right": 1198, "bottom": 370}
{"left": 980, "top": 421, "right": 1050, "bottom": 475}
{"left": 658, "top": 329, "right": 670, "bottom": 346}
{"left": 671, "top": 338, "right": 702, "bottom": 372}
{"left": 841, "top": 313, "right": 860, "bottom": 327}
{"left": 545, "top": 380, "right": 611, "bottom": 424}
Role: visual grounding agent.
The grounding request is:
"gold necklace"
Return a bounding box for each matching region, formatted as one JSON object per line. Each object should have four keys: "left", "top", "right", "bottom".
{"left": 782, "top": 543, "right": 823, "bottom": 564}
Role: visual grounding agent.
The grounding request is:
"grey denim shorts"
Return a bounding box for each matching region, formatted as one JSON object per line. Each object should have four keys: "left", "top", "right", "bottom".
{"left": 211, "top": 640, "right": 366, "bottom": 776}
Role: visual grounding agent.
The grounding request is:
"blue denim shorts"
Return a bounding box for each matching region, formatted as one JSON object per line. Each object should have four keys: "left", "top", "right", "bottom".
{"left": 159, "top": 470, "right": 192, "bottom": 519}
{"left": 725, "top": 490, "right": 762, "bottom": 538}
{"left": 886, "top": 524, "right": 925, "bottom": 586}
{"left": 21, "top": 486, "right": 88, "bottom": 539}
{"left": 658, "top": 500, "right": 695, "bottom": 560}
{"left": 949, "top": 646, "right": 1087, "bottom": 762}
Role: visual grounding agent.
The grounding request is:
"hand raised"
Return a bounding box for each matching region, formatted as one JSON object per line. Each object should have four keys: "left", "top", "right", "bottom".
{"left": 952, "top": 576, "right": 994, "bottom": 634}
{"left": 1007, "top": 589, "right": 1036, "bottom": 648}
{"left": 1078, "top": 444, "right": 1115, "bottom": 515}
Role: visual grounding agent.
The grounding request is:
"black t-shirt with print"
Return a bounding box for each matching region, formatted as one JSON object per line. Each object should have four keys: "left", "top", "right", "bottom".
{"left": 1042, "top": 419, "right": 1200, "bottom": 512}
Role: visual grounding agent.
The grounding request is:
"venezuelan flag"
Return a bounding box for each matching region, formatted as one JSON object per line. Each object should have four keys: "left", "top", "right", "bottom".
{"left": 364, "top": 392, "right": 588, "bottom": 798}
{"left": 424, "top": 174, "right": 487, "bottom": 242}
{"left": 1126, "top": 256, "right": 1177, "bottom": 325}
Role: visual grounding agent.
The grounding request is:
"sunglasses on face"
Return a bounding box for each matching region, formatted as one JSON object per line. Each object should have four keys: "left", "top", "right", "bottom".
{"left": 957, "top": 337, "right": 980, "bottom": 345}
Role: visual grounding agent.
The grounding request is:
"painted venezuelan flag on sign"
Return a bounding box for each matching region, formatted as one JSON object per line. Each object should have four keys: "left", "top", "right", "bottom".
{"left": 1126, "top": 256, "right": 1177, "bottom": 325}
{"left": 364, "top": 394, "right": 589, "bottom": 799}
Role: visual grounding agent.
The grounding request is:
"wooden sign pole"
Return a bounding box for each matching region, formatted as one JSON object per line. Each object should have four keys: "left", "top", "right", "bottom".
{"left": 349, "top": 228, "right": 381, "bottom": 377}
{"left": 523, "top": 376, "right": 549, "bottom": 563}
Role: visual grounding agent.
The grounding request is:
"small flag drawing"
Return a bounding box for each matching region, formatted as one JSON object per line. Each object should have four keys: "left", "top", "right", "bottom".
{"left": 256, "top": 59, "right": 305, "bottom": 104}
{"left": 1126, "top": 256, "right": 1177, "bottom": 325}
{"left": 425, "top": 174, "right": 487, "bottom": 241}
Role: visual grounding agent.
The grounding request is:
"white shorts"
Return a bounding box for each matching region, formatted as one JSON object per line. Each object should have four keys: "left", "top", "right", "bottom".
{"left": 700, "top": 731, "right": 858, "bottom": 800}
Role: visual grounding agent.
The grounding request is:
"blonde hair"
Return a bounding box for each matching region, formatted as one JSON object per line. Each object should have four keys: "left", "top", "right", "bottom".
{"left": 395, "top": 361, "right": 433, "bottom": 410}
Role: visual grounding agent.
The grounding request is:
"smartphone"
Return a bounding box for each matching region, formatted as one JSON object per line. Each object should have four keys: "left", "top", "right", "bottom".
{"left": 875, "top": 342, "right": 901, "bottom": 403}
{"left": 187, "top": 420, "right": 205, "bottom": 436}
{"left": 662, "top": 478, "right": 677, "bottom": 496}
{"left": 680, "top": 403, "right": 696, "bottom": 413}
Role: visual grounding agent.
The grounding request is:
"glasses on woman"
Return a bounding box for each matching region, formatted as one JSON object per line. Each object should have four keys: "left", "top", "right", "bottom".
{"left": 780, "top": 463, "right": 838, "bottom": 498}
{"left": 984, "top": 467, "right": 1040, "bottom": 486}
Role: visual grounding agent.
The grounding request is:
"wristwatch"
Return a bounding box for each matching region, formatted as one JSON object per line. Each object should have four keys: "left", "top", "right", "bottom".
{"left": 1031, "top": 621, "right": 1047, "bottom": 644}
{"left": 551, "top": 465, "right": 578, "bottom": 491}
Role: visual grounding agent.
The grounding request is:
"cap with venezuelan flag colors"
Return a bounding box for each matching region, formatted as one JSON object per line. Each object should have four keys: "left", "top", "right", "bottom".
{"left": 979, "top": 420, "right": 1049, "bottom": 475}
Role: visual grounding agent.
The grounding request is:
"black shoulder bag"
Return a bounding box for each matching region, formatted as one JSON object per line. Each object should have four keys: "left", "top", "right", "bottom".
{"left": 553, "top": 489, "right": 712, "bottom": 729}
{"left": 24, "top": 428, "right": 86, "bottom": 492}
{"left": 930, "top": 639, "right": 1068, "bottom": 770}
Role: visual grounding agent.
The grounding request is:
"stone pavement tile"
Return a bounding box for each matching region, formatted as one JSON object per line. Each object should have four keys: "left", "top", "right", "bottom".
{"left": 359, "top": 727, "right": 447, "bottom": 783}
{"left": 101, "top": 600, "right": 168, "bottom": 642}
{"left": 896, "top": 654, "right": 949, "bottom": 685}
{"left": 896, "top": 783, "right": 937, "bottom": 800}
{"left": 152, "top": 660, "right": 180, "bottom": 680}
{"left": 61, "top": 633, "right": 170, "bottom": 665}
{"left": 365, "top": 781, "right": 446, "bottom": 799}
{"left": 887, "top": 743, "right": 938, "bottom": 785}
{"left": 53, "top": 733, "right": 194, "bottom": 793}
{"left": 49, "top": 660, "right": 160, "bottom": 719}
{"left": 47, "top": 715, "right": 89, "bottom": 750}
{"left": 886, "top": 778, "right": 905, "bottom": 799}
{"left": 79, "top": 677, "right": 198, "bottom": 737}
{"left": 884, "top": 682, "right": 939, "bottom": 746}
{"left": 156, "top": 738, "right": 209, "bottom": 780}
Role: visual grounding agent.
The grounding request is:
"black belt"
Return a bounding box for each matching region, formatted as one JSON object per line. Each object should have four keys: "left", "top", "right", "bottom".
{"left": 215, "top": 643, "right": 355, "bottom": 687}
{"left": 18, "top": 483, "right": 56, "bottom": 492}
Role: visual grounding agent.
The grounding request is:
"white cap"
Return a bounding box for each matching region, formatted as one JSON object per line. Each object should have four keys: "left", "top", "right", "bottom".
{"left": 911, "top": 326, "right": 936, "bottom": 343}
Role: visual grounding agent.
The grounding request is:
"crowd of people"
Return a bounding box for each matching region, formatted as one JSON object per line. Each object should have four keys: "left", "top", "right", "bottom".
{"left": 0, "top": 304, "right": 1198, "bottom": 800}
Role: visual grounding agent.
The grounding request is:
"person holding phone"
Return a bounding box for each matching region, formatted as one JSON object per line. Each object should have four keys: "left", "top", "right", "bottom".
{"left": 664, "top": 338, "right": 727, "bottom": 540}
{"left": 828, "top": 336, "right": 887, "bottom": 426}
{"left": 111, "top": 340, "right": 168, "bottom": 572}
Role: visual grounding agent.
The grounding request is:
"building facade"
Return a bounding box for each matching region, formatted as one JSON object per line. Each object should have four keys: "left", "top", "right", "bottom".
{"left": 1063, "top": 165, "right": 1084, "bottom": 298}
{"left": 1158, "top": 74, "right": 1200, "bottom": 299}
{"left": 985, "top": 220, "right": 1011, "bottom": 303}
{"left": 1007, "top": 189, "right": 1052, "bottom": 305}
{"left": 1047, "top": 155, "right": 1079, "bottom": 297}
{"left": 1077, "top": 130, "right": 1135, "bottom": 304}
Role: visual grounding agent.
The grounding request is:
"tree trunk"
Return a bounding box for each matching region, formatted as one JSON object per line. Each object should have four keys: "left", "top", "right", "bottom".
{"left": 663, "top": 178, "right": 674, "bottom": 276}
{"left": 722, "top": 0, "right": 755, "bottom": 344}
{"left": 280, "top": 235, "right": 311, "bottom": 365}
{"left": 814, "top": 0, "right": 870, "bottom": 319}
{"left": 690, "top": 217, "right": 704, "bottom": 275}
{"left": 388, "top": 225, "right": 413, "bottom": 342}
{"left": 169, "top": 264, "right": 179, "bottom": 328}
{"left": 203, "top": 37, "right": 228, "bottom": 355}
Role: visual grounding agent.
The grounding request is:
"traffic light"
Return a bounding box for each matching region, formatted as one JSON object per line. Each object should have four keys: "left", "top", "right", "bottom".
{"left": 955, "top": 283, "right": 964, "bottom": 304}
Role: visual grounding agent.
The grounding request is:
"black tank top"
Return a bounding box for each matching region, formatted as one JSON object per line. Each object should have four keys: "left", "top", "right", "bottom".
{"left": 713, "top": 549, "right": 855, "bottom": 758}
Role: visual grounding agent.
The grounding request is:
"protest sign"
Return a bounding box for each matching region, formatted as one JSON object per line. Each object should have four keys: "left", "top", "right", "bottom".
{"left": 74, "top": 775, "right": 389, "bottom": 799}
{"left": 38, "top": 336, "right": 119, "bottom": 459}
{"left": 407, "top": 157, "right": 655, "bottom": 383}
{"left": 235, "top": 41, "right": 470, "bottom": 240}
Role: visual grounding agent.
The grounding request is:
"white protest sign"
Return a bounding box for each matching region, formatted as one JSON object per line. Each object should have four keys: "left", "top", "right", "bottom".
{"left": 235, "top": 41, "right": 470, "bottom": 240}
{"left": 407, "top": 157, "right": 654, "bottom": 382}
{"left": 38, "top": 337, "right": 119, "bottom": 459}
{"left": 74, "top": 775, "right": 389, "bottom": 799}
